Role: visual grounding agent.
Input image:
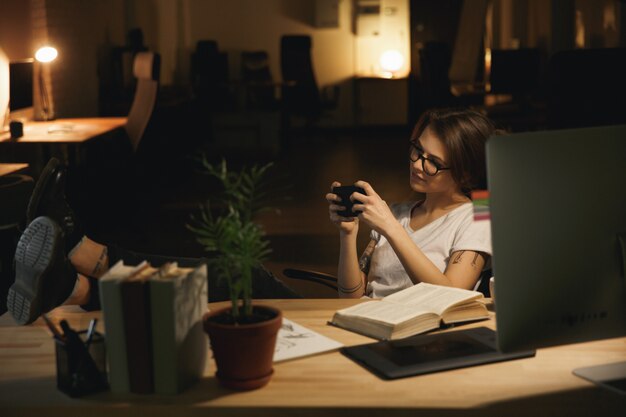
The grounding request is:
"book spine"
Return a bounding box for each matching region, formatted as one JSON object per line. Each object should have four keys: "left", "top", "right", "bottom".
{"left": 150, "top": 280, "right": 177, "bottom": 394}
{"left": 120, "top": 280, "right": 154, "bottom": 394}
{"left": 98, "top": 279, "right": 130, "bottom": 393}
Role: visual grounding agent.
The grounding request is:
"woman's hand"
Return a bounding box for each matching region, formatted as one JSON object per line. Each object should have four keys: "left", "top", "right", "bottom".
{"left": 326, "top": 181, "right": 359, "bottom": 234}
{"left": 352, "top": 180, "right": 401, "bottom": 237}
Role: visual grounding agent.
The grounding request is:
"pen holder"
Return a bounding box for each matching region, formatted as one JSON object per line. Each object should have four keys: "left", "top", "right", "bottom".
{"left": 54, "top": 330, "right": 109, "bottom": 397}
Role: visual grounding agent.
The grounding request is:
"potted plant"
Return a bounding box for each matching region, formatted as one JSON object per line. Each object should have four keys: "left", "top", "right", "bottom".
{"left": 187, "top": 156, "right": 282, "bottom": 390}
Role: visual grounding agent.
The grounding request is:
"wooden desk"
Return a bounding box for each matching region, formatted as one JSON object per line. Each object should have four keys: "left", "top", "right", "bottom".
{"left": 0, "top": 118, "right": 126, "bottom": 144}
{"left": 0, "top": 163, "right": 29, "bottom": 176}
{"left": 0, "top": 117, "right": 127, "bottom": 176}
{"left": 0, "top": 299, "right": 624, "bottom": 417}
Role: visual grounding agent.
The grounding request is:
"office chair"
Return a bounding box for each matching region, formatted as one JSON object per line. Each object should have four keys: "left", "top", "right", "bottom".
{"left": 241, "top": 51, "right": 280, "bottom": 111}
{"left": 282, "top": 267, "right": 494, "bottom": 297}
{"left": 279, "top": 35, "right": 339, "bottom": 125}
{"left": 0, "top": 174, "right": 34, "bottom": 315}
{"left": 80, "top": 52, "right": 160, "bottom": 235}
{"left": 484, "top": 48, "right": 546, "bottom": 131}
{"left": 190, "top": 40, "right": 231, "bottom": 111}
{"left": 99, "top": 28, "right": 149, "bottom": 117}
{"left": 416, "top": 41, "right": 456, "bottom": 111}
{"left": 547, "top": 47, "right": 626, "bottom": 129}
{"left": 124, "top": 51, "right": 160, "bottom": 152}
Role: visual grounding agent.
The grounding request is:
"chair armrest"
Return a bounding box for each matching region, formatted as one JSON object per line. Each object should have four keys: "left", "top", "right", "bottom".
{"left": 282, "top": 268, "right": 338, "bottom": 292}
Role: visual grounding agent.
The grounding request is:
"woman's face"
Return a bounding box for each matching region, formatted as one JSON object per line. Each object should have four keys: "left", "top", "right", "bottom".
{"left": 409, "top": 126, "right": 460, "bottom": 195}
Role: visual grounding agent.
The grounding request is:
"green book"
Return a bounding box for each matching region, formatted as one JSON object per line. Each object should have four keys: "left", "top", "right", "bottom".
{"left": 149, "top": 263, "right": 208, "bottom": 395}
{"left": 98, "top": 260, "right": 149, "bottom": 394}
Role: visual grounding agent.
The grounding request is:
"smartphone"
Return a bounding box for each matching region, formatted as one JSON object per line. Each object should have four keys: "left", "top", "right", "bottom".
{"left": 332, "top": 185, "right": 365, "bottom": 217}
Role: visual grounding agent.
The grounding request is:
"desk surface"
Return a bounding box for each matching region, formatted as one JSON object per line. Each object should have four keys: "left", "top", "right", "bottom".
{"left": 0, "top": 299, "right": 624, "bottom": 417}
{"left": 0, "top": 117, "right": 126, "bottom": 144}
{"left": 0, "top": 163, "right": 29, "bottom": 176}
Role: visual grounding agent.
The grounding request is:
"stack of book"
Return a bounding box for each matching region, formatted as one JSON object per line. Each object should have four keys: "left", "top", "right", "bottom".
{"left": 98, "top": 261, "right": 208, "bottom": 395}
{"left": 471, "top": 189, "right": 490, "bottom": 221}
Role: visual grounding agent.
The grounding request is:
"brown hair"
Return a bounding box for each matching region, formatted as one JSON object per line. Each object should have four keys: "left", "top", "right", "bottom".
{"left": 410, "top": 108, "right": 499, "bottom": 194}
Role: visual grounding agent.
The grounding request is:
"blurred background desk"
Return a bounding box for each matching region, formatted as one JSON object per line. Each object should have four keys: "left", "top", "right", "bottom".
{"left": 0, "top": 299, "right": 624, "bottom": 417}
{"left": 0, "top": 117, "right": 126, "bottom": 177}
{"left": 0, "top": 163, "right": 29, "bottom": 176}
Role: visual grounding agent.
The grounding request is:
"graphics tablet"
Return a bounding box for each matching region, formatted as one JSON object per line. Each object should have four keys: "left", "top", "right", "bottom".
{"left": 341, "top": 327, "right": 535, "bottom": 380}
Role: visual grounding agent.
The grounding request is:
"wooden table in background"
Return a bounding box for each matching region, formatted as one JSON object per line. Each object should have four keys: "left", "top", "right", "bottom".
{"left": 0, "top": 163, "right": 29, "bottom": 176}
{"left": 0, "top": 299, "right": 624, "bottom": 417}
{"left": 0, "top": 117, "right": 127, "bottom": 177}
{"left": 0, "top": 118, "right": 127, "bottom": 144}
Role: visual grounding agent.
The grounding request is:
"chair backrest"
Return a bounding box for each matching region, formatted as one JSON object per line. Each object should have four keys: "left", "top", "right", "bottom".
{"left": 241, "top": 51, "right": 277, "bottom": 110}
{"left": 190, "top": 40, "right": 230, "bottom": 109}
{"left": 280, "top": 35, "right": 322, "bottom": 119}
{"left": 124, "top": 51, "right": 160, "bottom": 151}
{"left": 418, "top": 41, "right": 454, "bottom": 109}
{"left": 547, "top": 47, "right": 626, "bottom": 129}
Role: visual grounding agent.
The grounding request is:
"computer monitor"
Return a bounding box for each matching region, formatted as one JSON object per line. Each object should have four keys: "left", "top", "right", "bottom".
{"left": 487, "top": 124, "right": 626, "bottom": 394}
{"left": 8, "top": 59, "right": 34, "bottom": 120}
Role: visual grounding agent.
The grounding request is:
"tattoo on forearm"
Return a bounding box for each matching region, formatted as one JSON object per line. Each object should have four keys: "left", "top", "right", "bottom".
{"left": 338, "top": 281, "right": 364, "bottom": 294}
{"left": 452, "top": 251, "right": 465, "bottom": 264}
{"left": 92, "top": 246, "right": 108, "bottom": 276}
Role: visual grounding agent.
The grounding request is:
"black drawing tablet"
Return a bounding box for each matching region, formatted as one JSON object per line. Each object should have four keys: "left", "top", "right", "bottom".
{"left": 341, "top": 327, "right": 535, "bottom": 380}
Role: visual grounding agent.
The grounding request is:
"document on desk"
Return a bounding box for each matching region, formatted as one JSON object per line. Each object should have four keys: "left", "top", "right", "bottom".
{"left": 274, "top": 318, "right": 343, "bottom": 362}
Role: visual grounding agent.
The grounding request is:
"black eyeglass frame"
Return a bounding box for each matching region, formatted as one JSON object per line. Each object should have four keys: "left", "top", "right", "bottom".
{"left": 408, "top": 142, "right": 451, "bottom": 176}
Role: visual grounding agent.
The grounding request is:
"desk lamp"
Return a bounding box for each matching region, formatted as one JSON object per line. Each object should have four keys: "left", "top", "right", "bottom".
{"left": 35, "top": 46, "right": 58, "bottom": 121}
{"left": 379, "top": 49, "right": 404, "bottom": 79}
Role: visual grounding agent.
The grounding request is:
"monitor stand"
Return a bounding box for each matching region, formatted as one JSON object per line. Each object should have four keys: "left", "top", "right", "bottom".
{"left": 573, "top": 361, "right": 626, "bottom": 395}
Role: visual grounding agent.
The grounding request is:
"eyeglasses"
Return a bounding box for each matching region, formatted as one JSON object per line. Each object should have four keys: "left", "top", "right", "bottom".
{"left": 409, "top": 142, "right": 451, "bottom": 176}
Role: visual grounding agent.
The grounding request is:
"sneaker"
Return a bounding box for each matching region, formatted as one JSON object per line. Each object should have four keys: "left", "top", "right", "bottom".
{"left": 7, "top": 216, "right": 78, "bottom": 325}
{"left": 26, "top": 158, "right": 84, "bottom": 253}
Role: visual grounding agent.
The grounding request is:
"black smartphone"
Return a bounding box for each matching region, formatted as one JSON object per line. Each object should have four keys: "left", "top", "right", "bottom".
{"left": 332, "top": 185, "right": 365, "bottom": 217}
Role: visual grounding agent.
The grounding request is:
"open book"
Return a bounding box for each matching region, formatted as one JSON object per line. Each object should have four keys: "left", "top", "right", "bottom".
{"left": 329, "top": 283, "right": 489, "bottom": 340}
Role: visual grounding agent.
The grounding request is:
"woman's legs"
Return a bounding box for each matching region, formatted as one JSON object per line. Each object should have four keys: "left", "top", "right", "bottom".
{"left": 51, "top": 237, "right": 111, "bottom": 308}
{"left": 68, "top": 237, "right": 110, "bottom": 278}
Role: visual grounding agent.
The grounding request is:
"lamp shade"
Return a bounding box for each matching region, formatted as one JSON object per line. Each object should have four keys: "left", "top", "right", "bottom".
{"left": 379, "top": 50, "right": 404, "bottom": 73}
{"left": 35, "top": 47, "right": 58, "bottom": 63}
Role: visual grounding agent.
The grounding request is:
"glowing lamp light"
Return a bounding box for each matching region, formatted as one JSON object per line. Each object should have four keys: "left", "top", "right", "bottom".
{"left": 34, "top": 46, "right": 58, "bottom": 120}
{"left": 35, "top": 46, "right": 58, "bottom": 63}
{"left": 379, "top": 50, "right": 404, "bottom": 78}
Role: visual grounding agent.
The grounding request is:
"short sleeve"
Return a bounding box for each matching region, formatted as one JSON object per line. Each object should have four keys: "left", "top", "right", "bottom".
{"left": 450, "top": 216, "right": 492, "bottom": 257}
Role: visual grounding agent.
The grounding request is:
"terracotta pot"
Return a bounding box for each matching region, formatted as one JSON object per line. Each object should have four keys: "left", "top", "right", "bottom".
{"left": 202, "top": 305, "right": 282, "bottom": 390}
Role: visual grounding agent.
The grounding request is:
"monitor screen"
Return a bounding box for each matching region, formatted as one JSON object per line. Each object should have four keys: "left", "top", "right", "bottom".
{"left": 486, "top": 124, "right": 626, "bottom": 391}
{"left": 9, "top": 59, "right": 34, "bottom": 117}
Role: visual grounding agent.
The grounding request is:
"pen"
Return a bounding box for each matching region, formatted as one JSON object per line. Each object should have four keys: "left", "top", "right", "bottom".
{"left": 42, "top": 314, "right": 64, "bottom": 341}
{"left": 85, "top": 318, "right": 98, "bottom": 349}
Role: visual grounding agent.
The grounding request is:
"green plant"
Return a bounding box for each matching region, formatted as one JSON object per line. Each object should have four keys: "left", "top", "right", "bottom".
{"left": 187, "top": 156, "right": 276, "bottom": 319}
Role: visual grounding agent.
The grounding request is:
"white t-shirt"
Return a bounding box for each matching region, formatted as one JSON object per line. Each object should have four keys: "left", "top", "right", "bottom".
{"left": 365, "top": 201, "right": 492, "bottom": 298}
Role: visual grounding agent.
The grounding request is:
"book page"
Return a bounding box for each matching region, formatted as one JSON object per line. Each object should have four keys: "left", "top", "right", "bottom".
{"left": 383, "top": 283, "right": 482, "bottom": 316}
{"left": 100, "top": 260, "right": 148, "bottom": 281}
{"left": 273, "top": 318, "right": 343, "bottom": 362}
{"left": 335, "top": 300, "right": 432, "bottom": 325}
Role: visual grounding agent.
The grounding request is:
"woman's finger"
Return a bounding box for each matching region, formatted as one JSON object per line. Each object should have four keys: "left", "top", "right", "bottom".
{"left": 354, "top": 180, "right": 377, "bottom": 197}
{"left": 325, "top": 192, "right": 341, "bottom": 203}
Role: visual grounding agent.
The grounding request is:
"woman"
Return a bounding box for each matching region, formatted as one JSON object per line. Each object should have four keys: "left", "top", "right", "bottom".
{"left": 327, "top": 108, "right": 496, "bottom": 298}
